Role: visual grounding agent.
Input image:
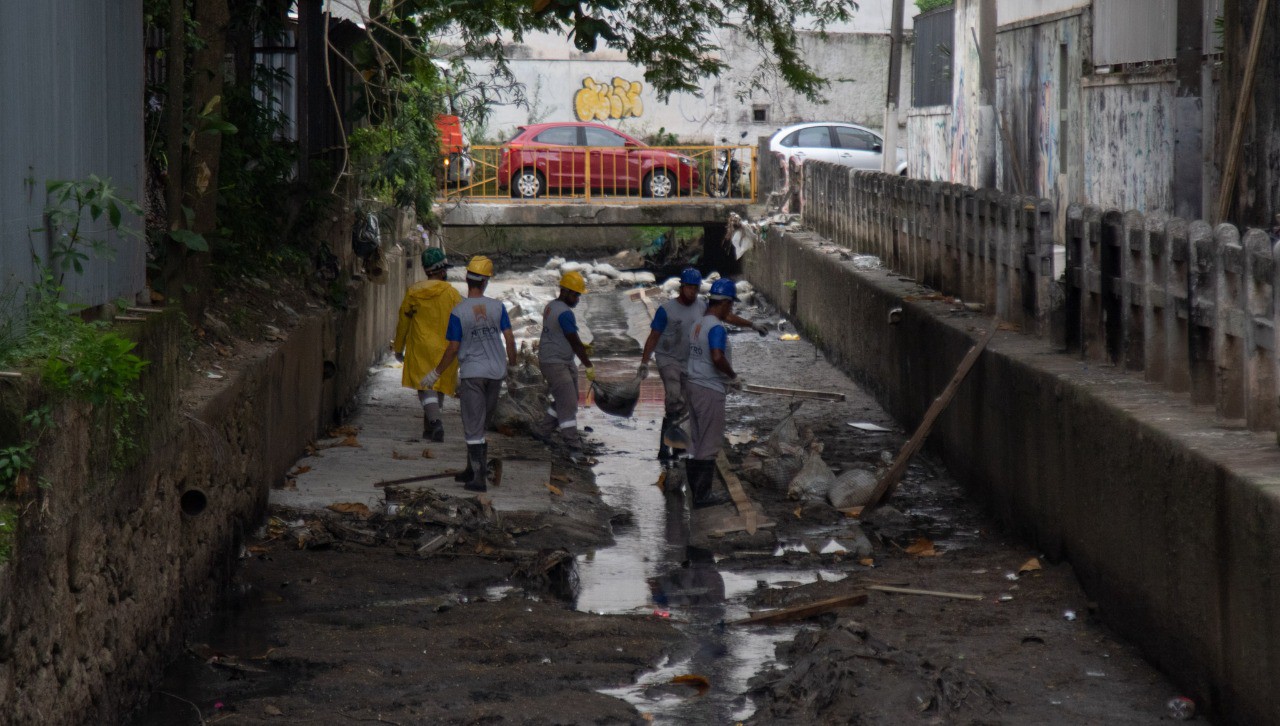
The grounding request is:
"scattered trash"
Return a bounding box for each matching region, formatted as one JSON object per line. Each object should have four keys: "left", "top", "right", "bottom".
{"left": 1004, "top": 572, "right": 1019, "bottom": 581}
{"left": 670, "top": 674, "right": 712, "bottom": 696}
{"left": 205, "top": 371, "right": 224, "bottom": 379}
{"left": 787, "top": 446, "right": 835, "bottom": 502}
{"left": 779, "top": 333, "right": 801, "bottom": 341}
{"left": 1085, "top": 670, "right": 1106, "bottom": 678}
{"left": 1166, "top": 696, "right": 1196, "bottom": 720}
{"left": 1018, "top": 557, "right": 1042, "bottom": 575}
{"left": 848, "top": 422, "right": 892, "bottom": 432}
{"left": 653, "top": 609, "right": 671, "bottom": 618}
{"left": 902, "top": 537, "right": 940, "bottom": 557}
{"left": 326, "top": 502, "right": 372, "bottom": 519}
{"left": 828, "top": 467, "right": 878, "bottom": 509}
{"left": 998, "top": 595, "right": 1014, "bottom": 602}
{"left": 1063, "top": 610, "right": 1078, "bottom": 621}
{"left": 264, "top": 704, "right": 283, "bottom": 716}
{"left": 818, "top": 540, "right": 848, "bottom": 555}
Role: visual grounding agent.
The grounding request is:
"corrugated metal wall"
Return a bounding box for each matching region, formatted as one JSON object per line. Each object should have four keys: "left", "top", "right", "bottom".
{"left": 912, "top": 6, "right": 954, "bottom": 107}
{"left": 1093, "top": 0, "right": 1176, "bottom": 65}
{"left": 0, "top": 0, "right": 146, "bottom": 311}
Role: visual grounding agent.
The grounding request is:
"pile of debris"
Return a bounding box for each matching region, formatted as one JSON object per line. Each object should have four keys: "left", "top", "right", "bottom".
{"left": 527, "top": 256, "right": 657, "bottom": 288}
{"left": 739, "top": 406, "right": 880, "bottom": 512}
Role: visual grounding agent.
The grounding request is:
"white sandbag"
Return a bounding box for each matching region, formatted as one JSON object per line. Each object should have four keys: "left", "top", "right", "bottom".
{"left": 559, "top": 261, "right": 585, "bottom": 273}
{"left": 737, "top": 281, "right": 754, "bottom": 294}
{"left": 660, "top": 277, "right": 680, "bottom": 293}
{"left": 634, "top": 271, "right": 656, "bottom": 284}
{"left": 706, "top": 271, "right": 721, "bottom": 282}
{"left": 764, "top": 412, "right": 801, "bottom": 451}
{"left": 618, "top": 272, "right": 638, "bottom": 284}
{"left": 544, "top": 256, "right": 566, "bottom": 270}
{"left": 593, "top": 263, "right": 621, "bottom": 278}
{"left": 828, "top": 467, "right": 879, "bottom": 509}
{"left": 587, "top": 273, "right": 610, "bottom": 287}
{"left": 787, "top": 449, "right": 835, "bottom": 502}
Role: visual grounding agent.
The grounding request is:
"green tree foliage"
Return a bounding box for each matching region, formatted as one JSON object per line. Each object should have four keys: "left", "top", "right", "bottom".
{"left": 915, "top": 0, "right": 952, "bottom": 12}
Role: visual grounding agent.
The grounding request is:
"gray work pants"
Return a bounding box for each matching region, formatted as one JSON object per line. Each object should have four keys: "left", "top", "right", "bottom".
{"left": 458, "top": 377, "right": 502, "bottom": 444}
{"left": 657, "top": 361, "right": 688, "bottom": 420}
{"left": 537, "top": 361, "right": 581, "bottom": 447}
{"left": 686, "top": 382, "right": 725, "bottom": 460}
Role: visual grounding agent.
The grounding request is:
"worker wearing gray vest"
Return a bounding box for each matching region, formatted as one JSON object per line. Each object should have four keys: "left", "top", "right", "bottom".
{"left": 422, "top": 256, "right": 517, "bottom": 492}
{"left": 639, "top": 268, "right": 768, "bottom": 463}
{"left": 683, "top": 278, "right": 744, "bottom": 508}
{"left": 536, "top": 271, "right": 593, "bottom": 458}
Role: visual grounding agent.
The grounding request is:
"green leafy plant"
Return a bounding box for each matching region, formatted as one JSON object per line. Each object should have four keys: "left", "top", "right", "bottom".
{"left": 915, "top": 0, "right": 953, "bottom": 12}
{"left": 0, "top": 443, "right": 35, "bottom": 496}
{"left": 42, "top": 175, "right": 142, "bottom": 283}
{"left": 783, "top": 279, "right": 798, "bottom": 290}
{"left": 41, "top": 331, "right": 149, "bottom": 406}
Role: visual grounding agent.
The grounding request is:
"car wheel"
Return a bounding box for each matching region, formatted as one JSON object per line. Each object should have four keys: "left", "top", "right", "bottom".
{"left": 512, "top": 168, "right": 544, "bottom": 198}
{"left": 643, "top": 169, "right": 674, "bottom": 198}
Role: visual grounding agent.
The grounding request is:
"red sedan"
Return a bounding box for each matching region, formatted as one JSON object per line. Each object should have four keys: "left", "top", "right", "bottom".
{"left": 497, "top": 122, "right": 699, "bottom": 199}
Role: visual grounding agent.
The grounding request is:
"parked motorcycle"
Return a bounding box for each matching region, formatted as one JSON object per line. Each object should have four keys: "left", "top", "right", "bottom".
{"left": 708, "top": 131, "right": 749, "bottom": 198}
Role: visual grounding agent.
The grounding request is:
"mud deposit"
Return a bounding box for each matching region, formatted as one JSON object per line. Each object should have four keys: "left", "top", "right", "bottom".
{"left": 132, "top": 271, "right": 1183, "bottom": 725}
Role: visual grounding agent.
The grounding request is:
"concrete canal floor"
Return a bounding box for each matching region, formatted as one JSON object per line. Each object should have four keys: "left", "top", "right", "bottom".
{"left": 131, "top": 265, "right": 1187, "bottom": 725}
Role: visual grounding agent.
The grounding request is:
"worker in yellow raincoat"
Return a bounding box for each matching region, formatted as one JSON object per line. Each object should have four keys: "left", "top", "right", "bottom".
{"left": 392, "top": 247, "right": 462, "bottom": 441}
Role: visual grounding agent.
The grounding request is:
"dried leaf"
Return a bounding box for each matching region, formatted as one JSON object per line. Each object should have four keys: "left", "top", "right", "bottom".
{"left": 859, "top": 557, "right": 875, "bottom": 567}
{"left": 838, "top": 506, "right": 864, "bottom": 518}
{"left": 280, "top": 478, "right": 297, "bottom": 490}
{"left": 391, "top": 450, "right": 417, "bottom": 460}
{"left": 246, "top": 545, "right": 270, "bottom": 554}
{"left": 551, "top": 474, "right": 571, "bottom": 482}
{"left": 329, "top": 425, "right": 359, "bottom": 437}
{"left": 545, "top": 483, "right": 563, "bottom": 496}
{"left": 422, "top": 448, "right": 434, "bottom": 459}
{"left": 1018, "top": 557, "right": 1042, "bottom": 574}
{"left": 290, "top": 465, "right": 311, "bottom": 475}
{"left": 997, "top": 321, "right": 1022, "bottom": 332}
{"left": 904, "top": 537, "right": 939, "bottom": 557}
{"left": 670, "top": 674, "right": 711, "bottom": 696}
{"left": 793, "top": 506, "right": 803, "bottom": 519}
{"left": 326, "top": 502, "right": 371, "bottom": 518}
{"left": 655, "top": 471, "right": 667, "bottom": 490}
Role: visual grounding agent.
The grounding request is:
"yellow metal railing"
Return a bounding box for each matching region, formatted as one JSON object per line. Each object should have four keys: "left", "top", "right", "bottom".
{"left": 439, "top": 144, "right": 757, "bottom": 203}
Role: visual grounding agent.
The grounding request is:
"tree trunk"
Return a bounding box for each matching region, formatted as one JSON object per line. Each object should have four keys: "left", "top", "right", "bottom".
{"left": 1218, "top": 0, "right": 1280, "bottom": 227}
{"left": 184, "top": 0, "right": 231, "bottom": 312}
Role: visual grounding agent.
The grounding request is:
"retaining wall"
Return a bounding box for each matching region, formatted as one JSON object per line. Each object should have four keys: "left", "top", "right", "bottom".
{"left": 746, "top": 227, "right": 1280, "bottom": 725}
{"left": 0, "top": 250, "right": 413, "bottom": 725}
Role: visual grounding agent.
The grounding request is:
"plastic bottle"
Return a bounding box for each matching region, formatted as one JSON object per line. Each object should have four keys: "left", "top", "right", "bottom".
{"left": 1166, "top": 696, "right": 1195, "bottom": 721}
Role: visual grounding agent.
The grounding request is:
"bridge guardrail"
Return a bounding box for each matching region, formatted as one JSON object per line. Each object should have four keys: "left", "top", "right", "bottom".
{"left": 802, "top": 161, "right": 1280, "bottom": 438}
{"left": 441, "top": 144, "right": 757, "bottom": 203}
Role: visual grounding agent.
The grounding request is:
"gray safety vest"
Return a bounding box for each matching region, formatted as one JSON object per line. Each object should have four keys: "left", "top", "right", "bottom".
{"left": 538, "top": 299, "right": 577, "bottom": 365}
{"left": 655, "top": 297, "right": 707, "bottom": 367}
{"left": 452, "top": 296, "right": 508, "bottom": 380}
{"left": 687, "top": 313, "right": 730, "bottom": 393}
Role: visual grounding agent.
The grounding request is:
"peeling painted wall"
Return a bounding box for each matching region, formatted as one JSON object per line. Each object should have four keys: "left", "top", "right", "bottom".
{"left": 994, "top": 10, "right": 1086, "bottom": 201}
{"left": 1082, "top": 75, "right": 1176, "bottom": 214}
{"left": 907, "top": 107, "right": 953, "bottom": 180}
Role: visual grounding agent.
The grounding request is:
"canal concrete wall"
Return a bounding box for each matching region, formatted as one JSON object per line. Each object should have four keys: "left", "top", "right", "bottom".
{"left": 0, "top": 252, "right": 413, "bottom": 725}
{"left": 745, "top": 227, "right": 1280, "bottom": 725}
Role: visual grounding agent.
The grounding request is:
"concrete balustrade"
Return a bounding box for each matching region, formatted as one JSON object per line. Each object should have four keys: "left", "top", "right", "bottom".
{"left": 802, "top": 162, "right": 1280, "bottom": 439}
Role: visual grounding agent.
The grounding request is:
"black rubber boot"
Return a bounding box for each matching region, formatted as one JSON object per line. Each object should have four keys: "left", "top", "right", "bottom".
{"left": 463, "top": 443, "right": 488, "bottom": 492}
{"left": 423, "top": 409, "right": 431, "bottom": 439}
{"left": 454, "top": 454, "right": 473, "bottom": 483}
{"left": 658, "top": 417, "right": 673, "bottom": 461}
{"left": 690, "top": 459, "right": 730, "bottom": 509}
{"left": 429, "top": 419, "right": 445, "bottom": 443}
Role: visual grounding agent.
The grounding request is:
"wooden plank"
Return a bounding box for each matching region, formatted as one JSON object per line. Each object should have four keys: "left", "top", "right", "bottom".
{"left": 730, "top": 592, "right": 869, "bottom": 625}
{"left": 1215, "top": 0, "right": 1270, "bottom": 222}
{"left": 866, "top": 584, "right": 984, "bottom": 601}
{"left": 373, "top": 470, "right": 464, "bottom": 488}
{"left": 741, "top": 383, "right": 846, "bottom": 402}
{"left": 716, "top": 451, "right": 759, "bottom": 534}
{"left": 865, "top": 326, "right": 994, "bottom": 509}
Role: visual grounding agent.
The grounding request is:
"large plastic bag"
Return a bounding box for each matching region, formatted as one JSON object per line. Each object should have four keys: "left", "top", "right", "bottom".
{"left": 787, "top": 448, "right": 835, "bottom": 501}
{"left": 828, "top": 467, "right": 879, "bottom": 509}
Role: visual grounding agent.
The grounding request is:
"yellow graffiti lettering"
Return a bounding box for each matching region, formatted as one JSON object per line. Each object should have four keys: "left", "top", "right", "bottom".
{"left": 574, "top": 76, "right": 643, "bottom": 121}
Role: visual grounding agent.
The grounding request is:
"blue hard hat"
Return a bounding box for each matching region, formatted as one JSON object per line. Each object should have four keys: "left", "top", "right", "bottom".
{"left": 709, "top": 278, "right": 738, "bottom": 301}
{"left": 679, "top": 268, "right": 702, "bottom": 286}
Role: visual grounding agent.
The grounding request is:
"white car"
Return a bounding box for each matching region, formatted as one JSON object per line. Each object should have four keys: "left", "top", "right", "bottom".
{"left": 769, "top": 122, "right": 908, "bottom": 176}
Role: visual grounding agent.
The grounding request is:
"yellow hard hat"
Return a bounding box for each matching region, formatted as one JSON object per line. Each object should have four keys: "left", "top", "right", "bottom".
{"left": 560, "top": 270, "right": 587, "bottom": 294}
{"left": 465, "top": 255, "right": 494, "bottom": 277}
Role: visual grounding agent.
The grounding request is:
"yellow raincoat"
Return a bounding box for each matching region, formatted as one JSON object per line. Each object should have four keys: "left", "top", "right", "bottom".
{"left": 393, "top": 279, "right": 463, "bottom": 395}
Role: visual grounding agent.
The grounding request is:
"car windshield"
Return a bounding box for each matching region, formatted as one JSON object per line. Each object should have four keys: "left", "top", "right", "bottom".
{"left": 532, "top": 126, "right": 579, "bottom": 145}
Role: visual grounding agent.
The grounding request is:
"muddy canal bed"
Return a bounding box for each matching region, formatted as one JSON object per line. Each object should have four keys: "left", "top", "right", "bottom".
{"left": 132, "top": 273, "right": 1184, "bottom": 725}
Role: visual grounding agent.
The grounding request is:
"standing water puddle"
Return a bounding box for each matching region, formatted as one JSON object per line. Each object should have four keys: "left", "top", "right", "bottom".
{"left": 571, "top": 288, "right": 826, "bottom": 722}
